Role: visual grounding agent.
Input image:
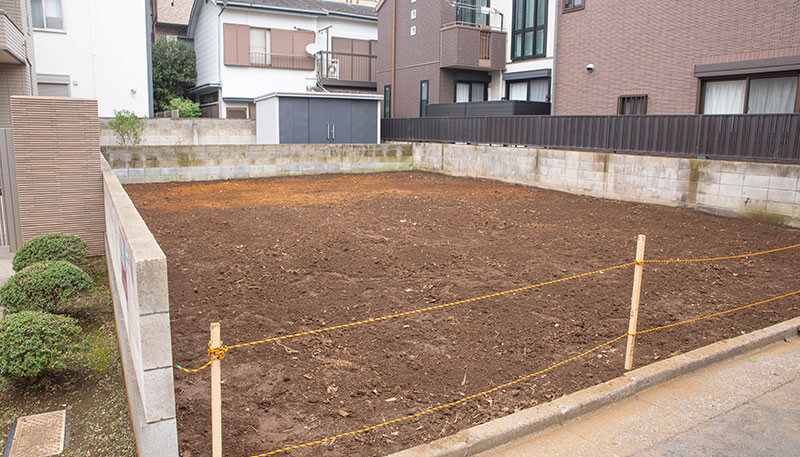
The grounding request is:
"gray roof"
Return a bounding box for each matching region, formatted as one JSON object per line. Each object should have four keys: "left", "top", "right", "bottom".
{"left": 222, "top": 0, "right": 376, "bottom": 19}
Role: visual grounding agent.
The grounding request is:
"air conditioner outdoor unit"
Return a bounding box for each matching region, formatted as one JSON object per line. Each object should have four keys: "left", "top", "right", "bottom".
{"left": 327, "top": 59, "right": 340, "bottom": 79}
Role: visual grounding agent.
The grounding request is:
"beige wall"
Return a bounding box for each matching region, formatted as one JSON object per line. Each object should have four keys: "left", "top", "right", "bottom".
{"left": 10, "top": 96, "right": 104, "bottom": 254}
{"left": 0, "top": 0, "right": 37, "bottom": 127}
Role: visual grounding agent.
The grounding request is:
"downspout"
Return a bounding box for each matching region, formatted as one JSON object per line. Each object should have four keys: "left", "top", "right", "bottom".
{"left": 391, "top": 0, "right": 396, "bottom": 117}
{"left": 550, "top": 0, "right": 559, "bottom": 115}
{"left": 217, "top": 1, "right": 227, "bottom": 117}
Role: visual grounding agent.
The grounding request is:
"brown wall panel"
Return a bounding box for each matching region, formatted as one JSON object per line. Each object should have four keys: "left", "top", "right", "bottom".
{"left": 10, "top": 96, "right": 104, "bottom": 255}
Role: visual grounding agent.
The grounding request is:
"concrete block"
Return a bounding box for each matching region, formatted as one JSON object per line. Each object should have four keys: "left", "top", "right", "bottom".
{"left": 765, "top": 201, "right": 795, "bottom": 217}
{"left": 719, "top": 172, "right": 744, "bottom": 186}
{"left": 249, "top": 165, "right": 264, "bottom": 177}
{"left": 139, "top": 313, "right": 173, "bottom": 370}
{"left": 718, "top": 184, "right": 742, "bottom": 198}
{"left": 141, "top": 368, "right": 176, "bottom": 424}
{"left": 114, "top": 169, "right": 129, "bottom": 178}
{"left": 769, "top": 176, "right": 798, "bottom": 191}
{"left": 768, "top": 189, "right": 796, "bottom": 204}
{"left": 741, "top": 185, "right": 769, "bottom": 200}
{"left": 743, "top": 174, "right": 770, "bottom": 188}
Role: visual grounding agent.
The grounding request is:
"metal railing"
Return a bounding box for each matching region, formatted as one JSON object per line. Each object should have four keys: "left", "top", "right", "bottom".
{"left": 318, "top": 51, "right": 377, "bottom": 83}
{"left": 381, "top": 114, "right": 800, "bottom": 163}
{"left": 249, "top": 52, "right": 315, "bottom": 71}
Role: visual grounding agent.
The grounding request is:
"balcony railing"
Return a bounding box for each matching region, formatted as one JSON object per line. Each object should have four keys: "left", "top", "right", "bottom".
{"left": 249, "top": 52, "right": 315, "bottom": 71}
{"left": 440, "top": 24, "right": 506, "bottom": 71}
{"left": 318, "top": 51, "right": 377, "bottom": 83}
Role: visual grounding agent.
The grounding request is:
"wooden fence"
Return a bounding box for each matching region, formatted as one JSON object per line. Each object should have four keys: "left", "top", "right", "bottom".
{"left": 381, "top": 114, "right": 800, "bottom": 162}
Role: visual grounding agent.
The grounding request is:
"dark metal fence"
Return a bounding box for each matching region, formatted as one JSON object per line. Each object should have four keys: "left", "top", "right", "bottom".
{"left": 381, "top": 114, "right": 800, "bottom": 162}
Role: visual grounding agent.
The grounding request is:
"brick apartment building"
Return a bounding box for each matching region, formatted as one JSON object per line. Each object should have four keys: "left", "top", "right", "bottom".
{"left": 554, "top": 0, "right": 800, "bottom": 115}
{"left": 0, "top": 0, "right": 37, "bottom": 127}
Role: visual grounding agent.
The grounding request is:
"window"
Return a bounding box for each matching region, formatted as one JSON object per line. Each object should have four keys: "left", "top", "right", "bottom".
{"left": 701, "top": 74, "right": 799, "bottom": 114}
{"left": 563, "top": 0, "right": 584, "bottom": 13}
{"left": 512, "top": 0, "right": 546, "bottom": 60}
{"left": 456, "top": 82, "right": 487, "bottom": 102}
{"left": 31, "top": 0, "right": 63, "bottom": 30}
{"left": 37, "top": 74, "right": 70, "bottom": 97}
{"left": 420, "top": 80, "right": 429, "bottom": 117}
{"left": 507, "top": 77, "right": 550, "bottom": 102}
{"left": 618, "top": 95, "right": 648, "bottom": 115}
{"left": 410, "top": 26, "right": 416, "bottom": 36}
{"left": 383, "top": 85, "right": 391, "bottom": 118}
{"left": 249, "top": 28, "right": 270, "bottom": 66}
{"left": 226, "top": 107, "right": 247, "bottom": 119}
{"left": 411, "top": 9, "right": 416, "bottom": 19}
{"left": 457, "top": 0, "right": 490, "bottom": 27}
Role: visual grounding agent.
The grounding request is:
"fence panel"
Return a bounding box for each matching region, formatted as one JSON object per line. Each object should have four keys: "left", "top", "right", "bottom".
{"left": 382, "top": 114, "right": 800, "bottom": 162}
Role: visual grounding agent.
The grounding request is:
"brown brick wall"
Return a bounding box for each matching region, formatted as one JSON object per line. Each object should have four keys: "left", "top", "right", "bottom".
{"left": 554, "top": 0, "right": 800, "bottom": 115}
{"left": 10, "top": 97, "right": 104, "bottom": 254}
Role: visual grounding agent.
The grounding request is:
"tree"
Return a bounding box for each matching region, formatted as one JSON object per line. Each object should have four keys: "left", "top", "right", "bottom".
{"left": 152, "top": 37, "right": 197, "bottom": 113}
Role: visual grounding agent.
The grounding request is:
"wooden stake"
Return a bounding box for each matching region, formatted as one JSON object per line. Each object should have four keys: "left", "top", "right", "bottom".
{"left": 625, "top": 235, "right": 646, "bottom": 371}
{"left": 211, "top": 322, "right": 222, "bottom": 457}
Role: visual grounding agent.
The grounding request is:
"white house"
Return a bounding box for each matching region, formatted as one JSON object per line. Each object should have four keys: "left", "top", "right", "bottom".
{"left": 32, "top": 0, "right": 152, "bottom": 117}
{"left": 186, "top": 0, "right": 377, "bottom": 119}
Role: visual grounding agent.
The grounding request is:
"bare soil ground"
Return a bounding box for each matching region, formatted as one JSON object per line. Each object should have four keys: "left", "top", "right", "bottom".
{"left": 126, "top": 172, "right": 800, "bottom": 457}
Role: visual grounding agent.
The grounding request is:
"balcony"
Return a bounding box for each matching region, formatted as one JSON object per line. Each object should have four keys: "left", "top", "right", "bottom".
{"left": 0, "top": 11, "right": 26, "bottom": 64}
{"left": 249, "top": 52, "right": 315, "bottom": 71}
{"left": 440, "top": 24, "right": 506, "bottom": 71}
{"left": 317, "top": 51, "right": 377, "bottom": 90}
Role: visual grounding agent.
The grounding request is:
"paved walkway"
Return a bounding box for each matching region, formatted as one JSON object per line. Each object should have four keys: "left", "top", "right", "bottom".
{"left": 480, "top": 336, "right": 800, "bottom": 457}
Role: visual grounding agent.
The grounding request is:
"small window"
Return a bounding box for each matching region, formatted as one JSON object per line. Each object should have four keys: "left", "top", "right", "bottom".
{"left": 618, "top": 95, "right": 648, "bottom": 115}
{"left": 410, "top": 26, "right": 416, "bottom": 36}
{"left": 411, "top": 9, "right": 416, "bottom": 19}
{"left": 383, "top": 85, "right": 392, "bottom": 118}
{"left": 226, "top": 107, "right": 247, "bottom": 119}
{"left": 563, "top": 0, "right": 584, "bottom": 13}
{"left": 420, "top": 80, "right": 429, "bottom": 117}
{"left": 31, "top": 0, "right": 63, "bottom": 30}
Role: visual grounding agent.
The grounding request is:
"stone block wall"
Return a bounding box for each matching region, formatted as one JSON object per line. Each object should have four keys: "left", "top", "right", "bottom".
{"left": 102, "top": 143, "right": 413, "bottom": 184}
{"left": 100, "top": 118, "right": 256, "bottom": 146}
{"left": 413, "top": 143, "right": 800, "bottom": 228}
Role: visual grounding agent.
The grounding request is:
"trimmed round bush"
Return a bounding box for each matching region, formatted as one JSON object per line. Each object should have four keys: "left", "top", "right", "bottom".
{"left": 0, "top": 311, "right": 82, "bottom": 381}
{"left": 0, "top": 261, "right": 94, "bottom": 314}
{"left": 12, "top": 232, "right": 88, "bottom": 272}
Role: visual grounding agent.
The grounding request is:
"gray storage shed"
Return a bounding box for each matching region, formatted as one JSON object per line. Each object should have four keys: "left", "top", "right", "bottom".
{"left": 255, "top": 92, "right": 383, "bottom": 144}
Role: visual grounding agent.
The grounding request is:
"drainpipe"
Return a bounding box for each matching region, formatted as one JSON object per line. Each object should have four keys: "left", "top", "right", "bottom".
{"left": 217, "top": 1, "right": 227, "bottom": 117}
{"left": 391, "top": 0, "right": 396, "bottom": 117}
{"left": 550, "top": 0, "right": 559, "bottom": 115}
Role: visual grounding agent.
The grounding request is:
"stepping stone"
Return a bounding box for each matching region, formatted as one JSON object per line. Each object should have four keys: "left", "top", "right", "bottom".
{"left": 4, "top": 410, "right": 67, "bottom": 457}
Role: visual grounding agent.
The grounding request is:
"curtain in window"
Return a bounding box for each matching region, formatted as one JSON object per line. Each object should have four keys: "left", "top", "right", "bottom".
{"left": 471, "top": 82, "right": 485, "bottom": 101}
{"left": 44, "top": 0, "right": 62, "bottom": 29}
{"left": 703, "top": 80, "right": 745, "bottom": 114}
{"left": 249, "top": 29, "right": 267, "bottom": 66}
{"left": 747, "top": 76, "right": 798, "bottom": 114}
{"left": 31, "top": 0, "right": 44, "bottom": 28}
{"left": 509, "top": 82, "right": 527, "bottom": 100}
{"left": 528, "top": 78, "right": 549, "bottom": 102}
{"left": 456, "top": 83, "right": 470, "bottom": 103}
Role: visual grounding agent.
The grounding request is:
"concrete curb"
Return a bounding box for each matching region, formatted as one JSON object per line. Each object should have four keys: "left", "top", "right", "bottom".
{"left": 387, "top": 316, "right": 800, "bottom": 457}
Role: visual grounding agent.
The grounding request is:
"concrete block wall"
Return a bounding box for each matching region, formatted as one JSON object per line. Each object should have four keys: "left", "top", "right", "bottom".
{"left": 413, "top": 143, "right": 800, "bottom": 228}
{"left": 102, "top": 143, "right": 413, "bottom": 184}
{"left": 100, "top": 118, "right": 256, "bottom": 146}
{"left": 102, "top": 156, "right": 178, "bottom": 456}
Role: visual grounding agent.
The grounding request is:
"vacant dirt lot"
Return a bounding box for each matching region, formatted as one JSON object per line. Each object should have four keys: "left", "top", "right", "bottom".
{"left": 126, "top": 172, "right": 800, "bottom": 457}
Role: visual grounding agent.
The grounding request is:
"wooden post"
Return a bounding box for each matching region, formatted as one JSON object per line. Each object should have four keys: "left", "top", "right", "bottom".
{"left": 624, "top": 235, "right": 646, "bottom": 370}
{"left": 211, "top": 322, "right": 222, "bottom": 457}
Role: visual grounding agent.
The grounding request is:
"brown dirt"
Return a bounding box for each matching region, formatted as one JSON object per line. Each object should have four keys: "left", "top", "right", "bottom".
{"left": 125, "top": 172, "right": 800, "bottom": 457}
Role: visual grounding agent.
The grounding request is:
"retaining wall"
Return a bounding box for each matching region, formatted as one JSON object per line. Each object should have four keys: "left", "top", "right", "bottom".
{"left": 102, "top": 156, "right": 179, "bottom": 456}
{"left": 102, "top": 143, "right": 413, "bottom": 184}
{"left": 413, "top": 143, "right": 800, "bottom": 228}
{"left": 100, "top": 118, "right": 256, "bottom": 146}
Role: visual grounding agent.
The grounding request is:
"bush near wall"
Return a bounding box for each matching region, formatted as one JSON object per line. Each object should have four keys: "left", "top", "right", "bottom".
{"left": 13, "top": 232, "right": 88, "bottom": 272}
{"left": 0, "top": 311, "right": 83, "bottom": 382}
{"left": 0, "top": 261, "right": 93, "bottom": 315}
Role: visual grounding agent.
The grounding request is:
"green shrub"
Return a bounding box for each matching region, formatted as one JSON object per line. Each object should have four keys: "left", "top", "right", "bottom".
{"left": 0, "top": 311, "right": 82, "bottom": 382}
{"left": 0, "top": 261, "right": 94, "bottom": 314}
{"left": 153, "top": 37, "right": 197, "bottom": 112}
{"left": 167, "top": 97, "right": 201, "bottom": 118}
{"left": 12, "top": 232, "right": 88, "bottom": 272}
{"left": 107, "top": 109, "right": 145, "bottom": 145}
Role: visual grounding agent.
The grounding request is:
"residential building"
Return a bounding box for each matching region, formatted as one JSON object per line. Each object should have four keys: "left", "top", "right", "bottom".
{"left": 554, "top": 0, "right": 800, "bottom": 115}
{"left": 186, "top": 0, "right": 378, "bottom": 119}
{"left": 152, "top": 0, "right": 193, "bottom": 40}
{"left": 33, "top": 0, "right": 153, "bottom": 117}
{"left": 0, "top": 0, "right": 37, "bottom": 128}
{"left": 376, "top": 0, "right": 557, "bottom": 118}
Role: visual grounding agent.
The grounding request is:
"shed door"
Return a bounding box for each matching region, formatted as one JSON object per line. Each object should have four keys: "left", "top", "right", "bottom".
{"left": 330, "top": 99, "right": 352, "bottom": 144}
{"left": 309, "top": 99, "right": 334, "bottom": 143}
{"left": 350, "top": 100, "right": 377, "bottom": 143}
{"left": 279, "top": 98, "right": 309, "bottom": 143}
